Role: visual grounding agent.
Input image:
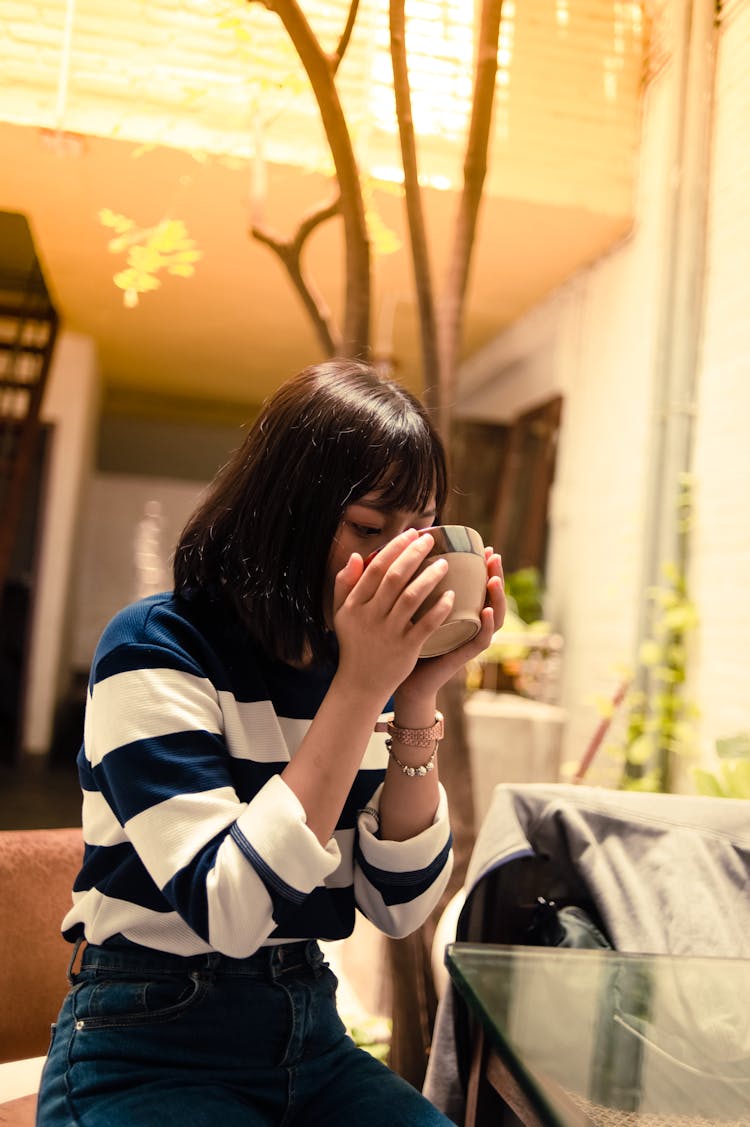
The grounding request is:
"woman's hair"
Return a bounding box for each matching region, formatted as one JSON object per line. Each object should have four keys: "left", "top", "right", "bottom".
{"left": 174, "top": 357, "right": 447, "bottom": 663}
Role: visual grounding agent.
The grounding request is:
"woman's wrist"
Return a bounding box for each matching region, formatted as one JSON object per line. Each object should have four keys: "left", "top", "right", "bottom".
{"left": 330, "top": 669, "right": 393, "bottom": 729}
{"left": 391, "top": 691, "right": 439, "bottom": 731}
{"left": 385, "top": 707, "right": 443, "bottom": 777}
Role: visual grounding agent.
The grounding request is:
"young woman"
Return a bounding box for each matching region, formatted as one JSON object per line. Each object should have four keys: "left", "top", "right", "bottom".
{"left": 37, "top": 358, "right": 505, "bottom": 1127}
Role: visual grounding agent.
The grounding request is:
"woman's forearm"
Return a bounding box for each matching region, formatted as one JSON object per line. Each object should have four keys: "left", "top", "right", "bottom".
{"left": 281, "top": 671, "right": 386, "bottom": 846}
{"left": 378, "top": 692, "right": 441, "bottom": 841}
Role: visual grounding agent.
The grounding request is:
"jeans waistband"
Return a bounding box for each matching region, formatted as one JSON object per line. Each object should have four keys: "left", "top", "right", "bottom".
{"left": 71, "top": 936, "right": 325, "bottom": 982}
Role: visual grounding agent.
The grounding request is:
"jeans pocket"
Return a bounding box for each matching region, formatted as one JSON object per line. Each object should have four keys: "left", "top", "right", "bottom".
{"left": 73, "top": 970, "right": 210, "bottom": 1031}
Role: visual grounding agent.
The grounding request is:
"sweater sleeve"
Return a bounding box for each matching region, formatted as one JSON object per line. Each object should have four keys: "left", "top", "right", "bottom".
{"left": 353, "top": 782, "right": 453, "bottom": 937}
{"left": 80, "top": 636, "right": 340, "bottom": 957}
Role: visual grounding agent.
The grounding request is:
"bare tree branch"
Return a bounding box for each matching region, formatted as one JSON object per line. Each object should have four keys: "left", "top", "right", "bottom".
{"left": 438, "top": 0, "right": 502, "bottom": 437}
{"left": 385, "top": 3, "right": 503, "bottom": 1087}
{"left": 293, "top": 195, "right": 342, "bottom": 249}
{"left": 389, "top": 0, "right": 440, "bottom": 414}
{"left": 331, "top": 0, "right": 360, "bottom": 74}
{"left": 245, "top": 2, "right": 503, "bottom": 1091}
{"left": 252, "top": 0, "right": 370, "bottom": 356}
{"left": 251, "top": 196, "right": 343, "bottom": 355}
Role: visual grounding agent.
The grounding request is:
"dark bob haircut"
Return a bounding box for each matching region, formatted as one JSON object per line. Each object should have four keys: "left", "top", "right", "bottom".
{"left": 174, "top": 358, "right": 447, "bottom": 664}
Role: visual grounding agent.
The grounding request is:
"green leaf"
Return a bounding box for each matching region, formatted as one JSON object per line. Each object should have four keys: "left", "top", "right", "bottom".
{"left": 626, "top": 734, "right": 654, "bottom": 766}
{"left": 692, "top": 768, "right": 726, "bottom": 797}
{"left": 660, "top": 561, "right": 681, "bottom": 585}
{"left": 638, "top": 640, "right": 662, "bottom": 666}
{"left": 716, "top": 734, "right": 750, "bottom": 760}
{"left": 595, "top": 696, "right": 617, "bottom": 720}
{"left": 621, "top": 768, "right": 662, "bottom": 792}
{"left": 663, "top": 604, "right": 698, "bottom": 632}
{"left": 672, "top": 721, "right": 697, "bottom": 749}
{"left": 723, "top": 760, "right": 750, "bottom": 798}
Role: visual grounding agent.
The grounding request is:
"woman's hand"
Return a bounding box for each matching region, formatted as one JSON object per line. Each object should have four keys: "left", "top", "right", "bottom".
{"left": 394, "top": 547, "right": 506, "bottom": 706}
{"left": 331, "top": 529, "right": 457, "bottom": 702}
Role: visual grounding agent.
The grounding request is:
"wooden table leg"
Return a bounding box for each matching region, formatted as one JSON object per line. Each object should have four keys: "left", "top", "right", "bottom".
{"left": 466, "top": 1026, "right": 545, "bottom": 1127}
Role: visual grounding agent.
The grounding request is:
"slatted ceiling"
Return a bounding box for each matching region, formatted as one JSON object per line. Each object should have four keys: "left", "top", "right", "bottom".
{"left": 487, "top": 0, "right": 644, "bottom": 210}
{"left": 0, "top": 0, "right": 645, "bottom": 207}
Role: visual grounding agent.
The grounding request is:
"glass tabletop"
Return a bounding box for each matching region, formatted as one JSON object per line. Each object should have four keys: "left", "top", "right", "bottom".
{"left": 446, "top": 943, "right": 750, "bottom": 1127}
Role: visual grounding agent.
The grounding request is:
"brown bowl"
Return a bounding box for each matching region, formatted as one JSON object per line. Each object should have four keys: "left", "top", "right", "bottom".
{"left": 412, "top": 525, "right": 486, "bottom": 657}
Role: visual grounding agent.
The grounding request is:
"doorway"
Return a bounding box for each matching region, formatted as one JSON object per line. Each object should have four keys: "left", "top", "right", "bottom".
{"left": 0, "top": 424, "right": 52, "bottom": 763}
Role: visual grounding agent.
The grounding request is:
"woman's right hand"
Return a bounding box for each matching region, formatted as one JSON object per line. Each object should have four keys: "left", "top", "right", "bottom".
{"left": 331, "top": 528, "right": 455, "bottom": 701}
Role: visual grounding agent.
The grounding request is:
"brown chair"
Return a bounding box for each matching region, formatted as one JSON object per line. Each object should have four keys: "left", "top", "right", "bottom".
{"left": 0, "top": 827, "right": 83, "bottom": 1125}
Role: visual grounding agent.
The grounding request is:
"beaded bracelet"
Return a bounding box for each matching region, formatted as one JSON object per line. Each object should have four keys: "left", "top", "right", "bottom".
{"left": 385, "top": 738, "right": 437, "bottom": 777}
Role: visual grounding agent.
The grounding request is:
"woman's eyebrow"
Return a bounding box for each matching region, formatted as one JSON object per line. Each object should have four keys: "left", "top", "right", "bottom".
{"left": 349, "top": 500, "right": 388, "bottom": 513}
{"left": 350, "top": 501, "right": 437, "bottom": 519}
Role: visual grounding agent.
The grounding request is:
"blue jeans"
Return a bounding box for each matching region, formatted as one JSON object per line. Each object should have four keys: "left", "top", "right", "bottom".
{"left": 37, "top": 937, "right": 455, "bottom": 1126}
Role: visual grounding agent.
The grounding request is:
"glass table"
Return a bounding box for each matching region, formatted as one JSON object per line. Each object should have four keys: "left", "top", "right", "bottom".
{"left": 445, "top": 943, "right": 750, "bottom": 1127}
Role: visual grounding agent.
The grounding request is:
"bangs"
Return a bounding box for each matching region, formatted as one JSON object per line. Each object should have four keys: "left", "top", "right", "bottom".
{"left": 352, "top": 421, "right": 446, "bottom": 516}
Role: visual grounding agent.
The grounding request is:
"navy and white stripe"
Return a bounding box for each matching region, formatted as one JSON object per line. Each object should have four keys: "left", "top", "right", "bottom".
{"left": 63, "top": 592, "right": 453, "bottom": 957}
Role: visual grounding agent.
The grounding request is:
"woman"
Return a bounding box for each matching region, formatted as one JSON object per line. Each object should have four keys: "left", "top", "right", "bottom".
{"left": 37, "top": 358, "right": 505, "bottom": 1126}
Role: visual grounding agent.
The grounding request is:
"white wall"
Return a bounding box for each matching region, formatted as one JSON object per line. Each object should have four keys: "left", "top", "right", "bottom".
{"left": 456, "top": 15, "right": 695, "bottom": 782}
{"left": 23, "top": 332, "right": 100, "bottom": 754}
{"left": 71, "top": 474, "right": 207, "bottom": 670}
{"left": 690, "top": 0, "right": 750, "bottom": 757}
{"left": 459, "top": 0, "right": 750, "bottom": 784}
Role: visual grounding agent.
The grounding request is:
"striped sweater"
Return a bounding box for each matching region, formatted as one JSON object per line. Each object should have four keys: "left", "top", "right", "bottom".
{"left": 63, "top": 592, "right": 453, "bottom": 957}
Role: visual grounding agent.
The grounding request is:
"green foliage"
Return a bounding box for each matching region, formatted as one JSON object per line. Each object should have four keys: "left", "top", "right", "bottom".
{"left": 99, "top": 211, "right": 202, "bottom": 308}
{"left": 504, "top": 567, "right": 544, "bottom": 625}
{"left": 610, "top": 478, "right": 699, "bottom": 792}
{"left": 346, "top": 1015, "right": 392, "bottom": 1063}
{"left": 693, "top": 734, "right": 750, "bottom": 798}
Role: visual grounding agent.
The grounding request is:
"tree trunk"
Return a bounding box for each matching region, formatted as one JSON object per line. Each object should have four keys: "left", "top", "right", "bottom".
{"left": 389, "top": 0, "right": 440, "bottom": 407}
{"left": 248, "top": 0, "right": 504, "bottom": 1091}
{"left": 385, "top": 0, "right": 502, "bottom": 1089}
{"left": 436, "top": 0, "right": 503, "bottom": 438}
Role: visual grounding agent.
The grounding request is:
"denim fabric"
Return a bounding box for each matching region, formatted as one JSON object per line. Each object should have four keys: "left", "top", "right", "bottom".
{"left": 37, "top": 938, "right": 454, "bottom": 1127}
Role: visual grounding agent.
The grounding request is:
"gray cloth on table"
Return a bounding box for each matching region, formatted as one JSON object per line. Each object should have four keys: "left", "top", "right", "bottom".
{"left": 423, "top": 782, "right": 750, "bottom": 1121}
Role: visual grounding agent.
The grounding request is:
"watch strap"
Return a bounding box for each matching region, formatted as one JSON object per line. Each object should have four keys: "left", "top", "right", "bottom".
{"left": 386, "top": 711, "right": 444, "bottom": 748}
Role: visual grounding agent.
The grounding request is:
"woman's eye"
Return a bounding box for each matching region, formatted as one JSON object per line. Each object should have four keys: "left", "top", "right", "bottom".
{"left": 349, "top": 522, "right": 382, "bottom": 538}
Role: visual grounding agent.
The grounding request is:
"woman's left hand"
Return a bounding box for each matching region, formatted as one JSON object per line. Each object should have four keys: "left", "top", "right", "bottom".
{"left": 395, "top": 548, "right": 506, "bottom": 704}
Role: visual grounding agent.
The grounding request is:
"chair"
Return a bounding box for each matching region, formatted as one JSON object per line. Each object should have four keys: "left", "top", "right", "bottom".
{"left": 0, "top": 828, "right": 83, "bottom": 1125}
{"left": 424, "top": 783, "right": 750, "bottom": 1125}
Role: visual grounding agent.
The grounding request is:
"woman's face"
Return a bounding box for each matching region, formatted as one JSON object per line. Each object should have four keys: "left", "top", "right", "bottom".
{"left": 323, "top": 490, "right": 437, "bottom": 627}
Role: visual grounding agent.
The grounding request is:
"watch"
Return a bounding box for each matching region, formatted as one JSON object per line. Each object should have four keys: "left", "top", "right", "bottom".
{"left": 386, "top": 711, "right": 444, "bottom": 748}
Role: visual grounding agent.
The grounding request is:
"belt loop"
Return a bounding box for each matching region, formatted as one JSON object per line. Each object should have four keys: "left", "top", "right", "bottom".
{"left": 306, "top": 940, "right": 324, "bottom": 976}
{"left": 194, "top": 951, "right": 220, "bottom": 982}
{"left": 67, "top": 936, "right": 87, "bottom": 983}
